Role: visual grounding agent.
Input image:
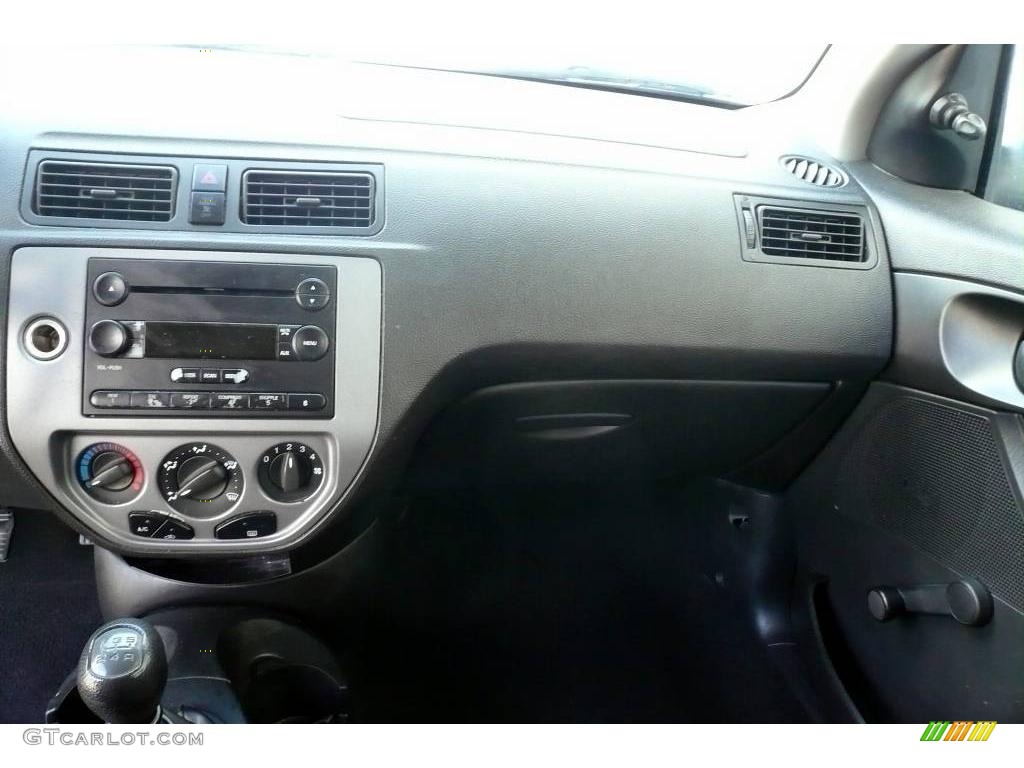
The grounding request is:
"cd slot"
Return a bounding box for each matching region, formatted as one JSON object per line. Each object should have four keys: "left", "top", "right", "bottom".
{"left": 131, "top": 286, "right": 294, "bottom": 298}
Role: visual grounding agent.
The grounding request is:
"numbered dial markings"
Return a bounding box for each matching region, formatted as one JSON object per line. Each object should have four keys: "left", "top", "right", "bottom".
{"left": 77, "top": 442, "right": 144, "bottom": 504}
{"left": 257, "top": 442, "right": 325, "bottom": 502}
{"left": 157, "top": 442, "right": 243, "bottom": 516}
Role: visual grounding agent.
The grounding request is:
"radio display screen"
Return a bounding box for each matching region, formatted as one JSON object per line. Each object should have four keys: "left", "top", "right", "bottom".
{"left": 145, "top": 322, "right": 278, "bottom": 360}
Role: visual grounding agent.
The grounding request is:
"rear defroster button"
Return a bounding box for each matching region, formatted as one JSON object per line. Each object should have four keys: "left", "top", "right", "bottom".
{"left": 291, "top": 326, "right": 329, "bottom": 361}
{"left": 215, "top": 512, "right": 277, "bottom": 540}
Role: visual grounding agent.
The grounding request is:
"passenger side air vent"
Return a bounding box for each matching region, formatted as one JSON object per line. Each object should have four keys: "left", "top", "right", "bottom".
{"left": 34, "top": 160, "right": 177, "bottom": 221}
{"left": 242, "top": 170, "right": 375, "bottom": 228}
{"left": 780, "top": 156, "right": 846, "bottom": 188}
{"left": 758, "top": 206, "right": 865, "bottom": 262}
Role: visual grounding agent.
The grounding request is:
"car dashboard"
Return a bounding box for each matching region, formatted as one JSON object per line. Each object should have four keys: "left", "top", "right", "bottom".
{"left": 0, "top": 47, "right": 891, "bottom": 558}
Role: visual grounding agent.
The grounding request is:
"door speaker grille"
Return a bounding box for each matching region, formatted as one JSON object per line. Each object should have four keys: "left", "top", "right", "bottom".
{"left": 834, "top": 396, "right": 1024, "bottom": 611}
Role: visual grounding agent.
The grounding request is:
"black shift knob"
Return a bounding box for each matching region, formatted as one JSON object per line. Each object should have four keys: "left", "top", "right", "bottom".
{"left": 77, "top": 618, "right": 167, "bottom": 723}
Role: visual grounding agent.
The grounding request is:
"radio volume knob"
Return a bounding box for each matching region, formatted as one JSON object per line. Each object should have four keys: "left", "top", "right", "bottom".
{"left": 88, "top": 320, "right": 129, "bottom": 357}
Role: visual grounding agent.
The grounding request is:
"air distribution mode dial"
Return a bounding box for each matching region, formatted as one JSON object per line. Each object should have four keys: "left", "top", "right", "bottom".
{"left": 257, "top": 442, "right": 325, "bottom": 502}
{"left": 77, "top": 443, "right": 144, "bottom": 504}
{"left": 157, "top": 443, "right": 243, "bottom": 516}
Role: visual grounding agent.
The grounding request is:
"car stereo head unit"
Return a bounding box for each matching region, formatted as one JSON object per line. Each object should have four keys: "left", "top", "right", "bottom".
{"left": 82, "top": 258, "right": 337, "bottom": 418}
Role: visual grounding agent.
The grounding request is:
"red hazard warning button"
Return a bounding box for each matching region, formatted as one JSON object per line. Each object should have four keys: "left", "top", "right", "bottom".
{"left": 191, "top": 164, "right": 227, "bottom": 192}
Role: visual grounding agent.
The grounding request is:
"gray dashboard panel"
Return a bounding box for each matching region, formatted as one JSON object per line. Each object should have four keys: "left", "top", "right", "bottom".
{"left": 5, "top": 247, "right": 381, "bottom": 554}
{"left": 0, "top": 60, "right": 895, "bottom": 552}
{"left": 849, "top": 160, "right": 1024, "bottom": 292}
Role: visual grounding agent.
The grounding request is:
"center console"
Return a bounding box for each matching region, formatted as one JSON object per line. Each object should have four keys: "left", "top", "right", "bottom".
{"left": 6, "top": 247, "right": 381, "bottom": 555}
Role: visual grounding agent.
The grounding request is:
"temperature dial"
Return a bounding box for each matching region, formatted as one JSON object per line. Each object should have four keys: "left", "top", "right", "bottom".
{"left": 258, "top": 442, "right": 325, "bottom": 502}
{"left": 77, "top": 443, "right": 143, "bottom": 504}
{"left": 157, "top": 443, "right": 243, "bottom": 516}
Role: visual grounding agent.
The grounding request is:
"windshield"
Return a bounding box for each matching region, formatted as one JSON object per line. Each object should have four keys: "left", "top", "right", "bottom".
{"left": 216, "top": 45, "right": 830, "bottom": 108}
{"left": 367, "top": 45, "right": 829, "bottom": 107}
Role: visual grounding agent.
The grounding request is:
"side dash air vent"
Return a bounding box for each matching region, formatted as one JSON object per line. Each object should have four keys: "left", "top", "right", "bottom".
{"left": 780, "top": 156, "right": 846, "bottom": 188}
{"left": 35, "top": 160, "right": 177, "bottom": 221}
{"left": 242, "top": 170, "right": 375, "bottom": 228}
{"left": 758, "top": 206, "right": 866, "bottom": 262}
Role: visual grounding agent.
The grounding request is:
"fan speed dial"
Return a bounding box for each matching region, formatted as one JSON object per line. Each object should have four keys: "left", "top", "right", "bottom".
{"left": 258, "top": 442, "right": 324, "bottom": 502}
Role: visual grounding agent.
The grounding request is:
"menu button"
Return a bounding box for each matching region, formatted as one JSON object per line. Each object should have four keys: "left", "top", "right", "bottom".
{"left": 290, "top": 326, "right": 329, "bottom": 362}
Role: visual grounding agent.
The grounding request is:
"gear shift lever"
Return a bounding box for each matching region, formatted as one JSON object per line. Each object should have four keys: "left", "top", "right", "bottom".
{"left": 77, "top": 618, "right": 167, "bottom": 723}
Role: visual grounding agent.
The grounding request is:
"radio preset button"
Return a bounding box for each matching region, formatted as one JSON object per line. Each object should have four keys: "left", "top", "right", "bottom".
{"left": 93, "top": 272, "right": 129, "bottom": 306}
{"left": 170, "top": 367, "right": 201, "bottom": 383}
{"left": 221, "top": 368, "right": 250, "bottom": 385}
{"left": 252, "top": 393, "right": 286, "bottom": 409}
{"left": 212, "top": 393, "right": 250, "bottom": 410}
{"left": 291, "top": 325, "right": 329, "bottom": 362}
{"left": 170, "top": 392, "right": 211, "bottom": 409}
{"left": 90, "top": 390, "right": 132, "bottom": 408}
{"left": 130, "top": 391, "right": 170, "bottom": 409}
{"left": 200, "top": 369, "right": 221, "bottom": 384}
{"left": 287, "top": 393, "right": 326, "bottom": 411}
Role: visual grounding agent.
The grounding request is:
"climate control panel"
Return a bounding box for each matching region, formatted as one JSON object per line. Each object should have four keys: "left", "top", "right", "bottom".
{"left": 69, "top": 435, "right": 335, "bottom": 546}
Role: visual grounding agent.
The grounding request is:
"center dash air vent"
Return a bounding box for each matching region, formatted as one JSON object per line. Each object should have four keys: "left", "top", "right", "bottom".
{"left": 242, "top": 170, "right": 375, "bottom": 228}
{"left": 758, "top": 206, "right": 865, "bottom": 262}
{"left": 780, "top": 156, "right": 846, "bottom": 187}
{"left": 35, "top": 160, "right": 177, "bottom": 221}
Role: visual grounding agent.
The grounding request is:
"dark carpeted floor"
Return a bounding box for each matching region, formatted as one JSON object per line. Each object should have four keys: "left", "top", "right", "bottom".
{"left": 0, "top": 509, "right": 101, "bottom": 723}
{"left": 345, "top": 482, "right": 810, "bottom": 723}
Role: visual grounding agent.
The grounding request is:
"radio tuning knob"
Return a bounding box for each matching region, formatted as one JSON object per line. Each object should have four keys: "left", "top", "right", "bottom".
{"left": 88, "top": 320, "right": 129, "bottom": 357}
